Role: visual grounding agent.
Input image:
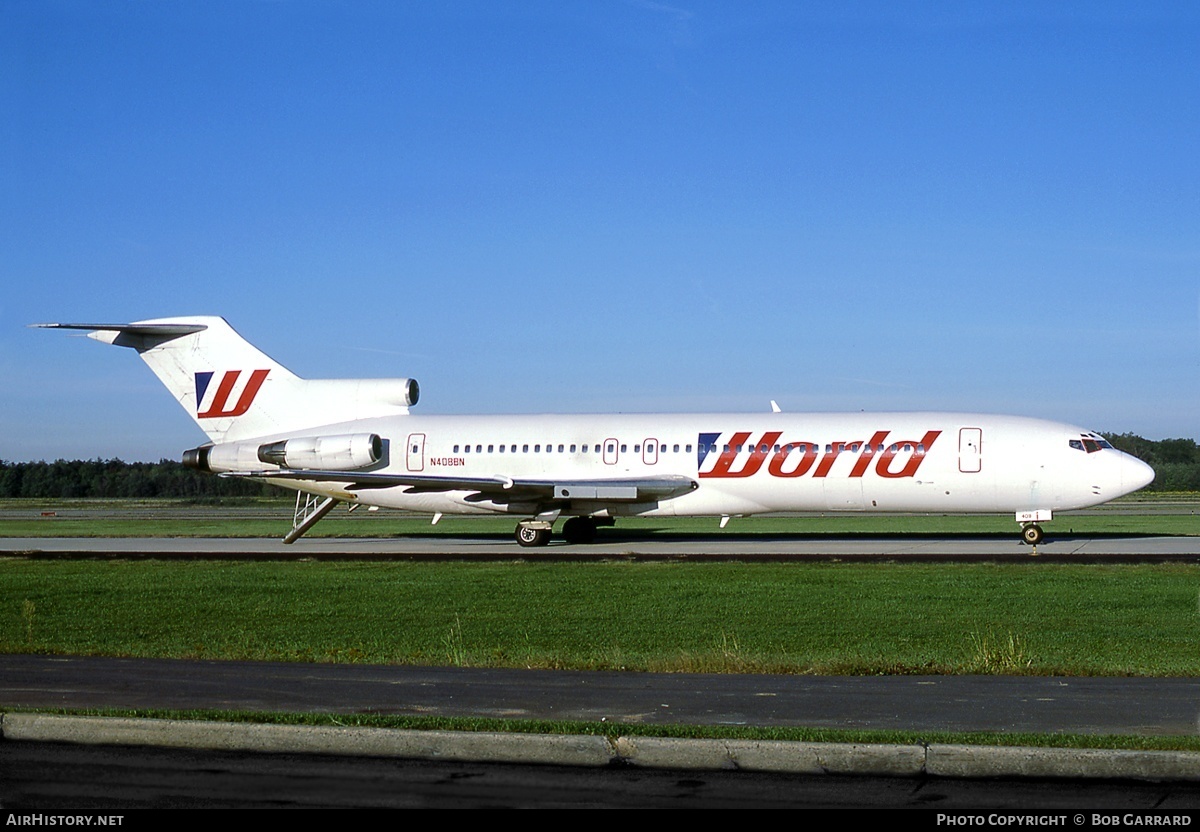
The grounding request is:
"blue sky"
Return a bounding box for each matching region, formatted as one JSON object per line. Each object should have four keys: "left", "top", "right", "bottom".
{"left": 3, "top": 1, "right": 1198, "bottom": 462}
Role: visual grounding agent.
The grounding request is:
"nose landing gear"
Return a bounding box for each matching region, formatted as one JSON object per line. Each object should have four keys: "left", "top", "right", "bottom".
{"left": 1017, "top": 510, "right": 1051, "bottom": 547}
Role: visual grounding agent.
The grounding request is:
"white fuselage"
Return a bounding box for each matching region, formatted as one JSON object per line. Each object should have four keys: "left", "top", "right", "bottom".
{"left": 263, "top": 411, "right": 1154, "bottom": 519}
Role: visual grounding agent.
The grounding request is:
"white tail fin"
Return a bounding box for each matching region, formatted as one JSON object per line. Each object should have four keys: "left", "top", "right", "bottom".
{"left": 36, "top": 316, "right": 418, "bottom": 444}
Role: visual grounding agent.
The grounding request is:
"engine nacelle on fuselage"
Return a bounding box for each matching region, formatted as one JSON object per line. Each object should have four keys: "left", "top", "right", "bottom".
{"left": 183, "top": 433, "right": 384, "bottom": 473}
{"left": 258, "top": 433, "right": 383, "bottom": 470}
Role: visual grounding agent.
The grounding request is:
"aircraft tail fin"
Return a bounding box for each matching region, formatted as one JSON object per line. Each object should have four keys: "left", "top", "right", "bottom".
{"left": 35, "top": 316, "right": 418, "bottom": 443}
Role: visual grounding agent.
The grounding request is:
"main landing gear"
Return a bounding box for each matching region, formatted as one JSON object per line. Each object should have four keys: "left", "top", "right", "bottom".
{"left": 514, "top": 517, "right": 614, "bottom": 547}
{"left": 515, "top": 523, "right": 551, "bottom": 547}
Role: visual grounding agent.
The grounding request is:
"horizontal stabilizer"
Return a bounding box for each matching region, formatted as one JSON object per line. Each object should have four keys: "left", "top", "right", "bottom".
{"left": 31, "top": 322, "right": 208, "bottom": 348}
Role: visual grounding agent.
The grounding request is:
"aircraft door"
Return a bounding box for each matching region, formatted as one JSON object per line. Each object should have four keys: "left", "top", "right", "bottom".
{"left": 406, "top": 433, "right": 426, "bottom": 472}
{"left": 959, "top": 427, "right": 982, "bottom": 473}
{"left": 603, "top": 437, "right": 618, "bottom": 465}
{"left": 643, "top": 439, "right": 659, "bottom": 465}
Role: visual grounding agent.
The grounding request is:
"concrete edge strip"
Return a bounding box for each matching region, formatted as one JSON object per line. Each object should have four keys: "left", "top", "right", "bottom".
{"left": 4, "top": 713, "right": 1200, "bottom": 781}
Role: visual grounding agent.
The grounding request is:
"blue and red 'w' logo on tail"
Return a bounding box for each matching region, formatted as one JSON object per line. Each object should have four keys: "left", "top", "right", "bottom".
{"left": 194, "top": 370, "right": 270, "bottom": 419}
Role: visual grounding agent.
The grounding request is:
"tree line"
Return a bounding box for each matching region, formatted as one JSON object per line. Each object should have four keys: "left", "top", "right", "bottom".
{"left": 1, "top": 433, "right": 1197, "bottom": 498}
{"left": 0, "top": 458, "right": 274, "bottom": 499}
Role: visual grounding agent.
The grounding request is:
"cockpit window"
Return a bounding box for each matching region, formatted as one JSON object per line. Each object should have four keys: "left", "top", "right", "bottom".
{"left": 1071, "top": 435, "right": 1114, "bottom": 453}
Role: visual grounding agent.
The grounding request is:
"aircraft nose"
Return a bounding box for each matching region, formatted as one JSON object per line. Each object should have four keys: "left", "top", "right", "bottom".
{"left": 1120, "top": 452, "right": 1155, "bottom": 494}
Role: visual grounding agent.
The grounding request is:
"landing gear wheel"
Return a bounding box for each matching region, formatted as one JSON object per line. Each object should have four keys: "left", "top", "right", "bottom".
{"left": 1021, "top": 524, "right": 1044, "bottom": 546}
{"left": 515, "top": 524, "right": 551, "bottom": 547}
{"left": 562, "top": 517, "right": 597, "bottom": 544}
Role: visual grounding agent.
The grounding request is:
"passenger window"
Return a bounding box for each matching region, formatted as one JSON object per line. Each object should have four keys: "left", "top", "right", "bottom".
{"left": 488, "top": 445, "right": 494, "bottom": 453}
{"left": 674, "top": 444, "right": 680, "bottom": 453}
{"left": 453, "top": 445, "right": 460, "bottom": 453}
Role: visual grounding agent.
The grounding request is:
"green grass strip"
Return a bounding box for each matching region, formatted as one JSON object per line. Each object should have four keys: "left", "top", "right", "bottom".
{"left": 5, "top": 559, "right": 1200, "bottom": 675}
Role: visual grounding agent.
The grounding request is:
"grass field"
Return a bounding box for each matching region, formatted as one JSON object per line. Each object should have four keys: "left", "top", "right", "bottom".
{"left": 4, "top": 558, "right": 1200, "bottom": 676}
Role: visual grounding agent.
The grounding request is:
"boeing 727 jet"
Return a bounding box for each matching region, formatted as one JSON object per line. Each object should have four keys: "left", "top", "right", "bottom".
{"left": 38, "top": 317, "right": 1155, "bottom": 546}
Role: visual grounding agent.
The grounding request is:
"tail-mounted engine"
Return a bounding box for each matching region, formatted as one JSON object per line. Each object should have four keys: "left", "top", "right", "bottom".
{"left": 184, "top": 433, "right": 384, "bottom": 474}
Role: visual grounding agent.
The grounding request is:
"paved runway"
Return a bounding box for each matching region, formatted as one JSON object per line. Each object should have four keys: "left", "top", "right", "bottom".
{"left": 5, "top": 654, "right": 1200, "bottom": 736}
{"left": 2, "top": 533, "right": 1198, "bottom": 560}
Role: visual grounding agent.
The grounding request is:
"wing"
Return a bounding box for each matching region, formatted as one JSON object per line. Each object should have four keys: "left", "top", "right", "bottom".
{"left": 222, "top": 469, "right": 697, "bottom": 501}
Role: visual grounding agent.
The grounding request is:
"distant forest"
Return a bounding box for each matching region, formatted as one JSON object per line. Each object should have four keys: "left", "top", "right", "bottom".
{"left": 0, "top": 458, "right": 274, "bottom": 500}
{"left": 2, "top": 434, "right": 1197, "bottom": 498}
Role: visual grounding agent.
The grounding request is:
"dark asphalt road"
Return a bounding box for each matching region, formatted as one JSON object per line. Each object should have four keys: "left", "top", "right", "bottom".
{"left": 4, "top": 655, "right": 1200, "bottom": 736}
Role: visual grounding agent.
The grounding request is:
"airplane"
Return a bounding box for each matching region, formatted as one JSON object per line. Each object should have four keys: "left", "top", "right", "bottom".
{"left": 37, "top": 316, "right": 1155, "bottom": 547}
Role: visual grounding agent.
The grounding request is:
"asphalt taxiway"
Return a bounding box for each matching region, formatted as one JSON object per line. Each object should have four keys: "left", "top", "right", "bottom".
{"left": 5, "top": 654, "right": 1200, "bottom": 735}
{"left": 5, "top": 657, "right": 1200, "bottom": 783}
